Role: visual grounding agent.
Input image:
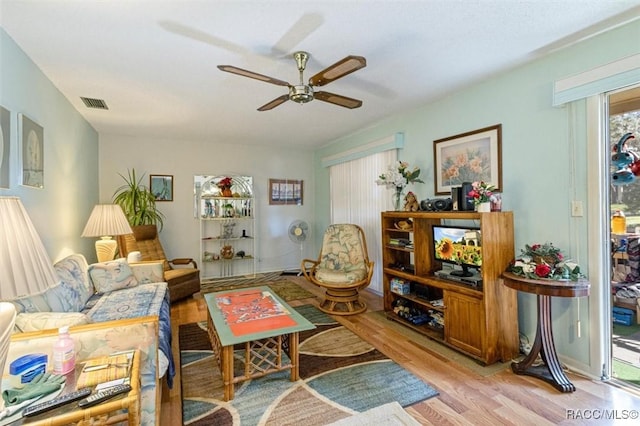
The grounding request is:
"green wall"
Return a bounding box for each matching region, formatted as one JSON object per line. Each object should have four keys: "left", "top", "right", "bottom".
{"left": 0, "top": 29, "right": 99, "bottom": 262}
{"left": 314, "top": 20, "right": 640, "bottom": 370}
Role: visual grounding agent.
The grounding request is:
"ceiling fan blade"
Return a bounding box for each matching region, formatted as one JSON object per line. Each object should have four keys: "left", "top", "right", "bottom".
{"left": 309, "top": 56, "right": 367, "bottom": 87}
{"left": 258, "top": 94, "right": 290, "bottom": 111}
{"left": 270, "top": 13, "right": 324, "bottom": 58}
{"left": 218, "top": 65, "right": 290, "bottom": 87}
{"left": 159, "top": 21, "right": 250, "bottom": 56}
{"left": 314, "top": 91, "right": 363, "bottom": 109}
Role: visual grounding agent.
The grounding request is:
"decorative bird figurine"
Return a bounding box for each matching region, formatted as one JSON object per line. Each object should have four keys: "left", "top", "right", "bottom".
{"left": 611, "top": 133, "right": 637, "bottom": 167}
{"left": 612, "top": 133, "right": 639, "bottom": 186}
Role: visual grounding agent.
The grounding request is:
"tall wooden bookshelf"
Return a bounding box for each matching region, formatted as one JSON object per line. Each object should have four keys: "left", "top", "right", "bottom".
{"left": 381, "top": 211, "right": 519, "bottom": 365}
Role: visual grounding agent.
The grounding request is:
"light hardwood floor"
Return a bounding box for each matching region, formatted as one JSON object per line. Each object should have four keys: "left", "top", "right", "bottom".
{"left": 161, "top": 277, "right": 640, "bottom": 425}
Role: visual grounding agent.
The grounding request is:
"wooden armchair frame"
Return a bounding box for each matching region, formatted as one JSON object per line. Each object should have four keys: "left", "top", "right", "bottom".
{"left": 301, "top": 224, "right": 373, "bottom": 315}
{"left": 117, "top": 224, "right": 200, "bottom": 302}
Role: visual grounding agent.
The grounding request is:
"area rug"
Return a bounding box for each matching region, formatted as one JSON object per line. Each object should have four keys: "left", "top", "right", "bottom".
{"left": 613, "top": 359, "right": 640, "bottom": 386}
{"left": 180, "top": 305, "right": 438, "bottom": 425}
{"left": 365, "top": 310, "right": 514, "bottom": 376}
{"left": 200, "top": 271, "right": 284, "bottom": 288}
{"left": 613, "top": 330, "right": 640, "bottom": 366}
{"left": 200, "top": 278, "right": 315, "bottom": 302}
{"left": 613, "top": 322, "right": 640, "bottom": 337}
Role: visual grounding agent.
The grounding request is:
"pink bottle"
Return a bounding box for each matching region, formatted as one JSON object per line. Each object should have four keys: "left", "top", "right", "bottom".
{"left": 52, "top": 326, "right": 76, "bottom": 374}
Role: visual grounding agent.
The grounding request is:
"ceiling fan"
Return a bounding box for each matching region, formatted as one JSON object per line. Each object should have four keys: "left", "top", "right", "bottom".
{"left": 218, "top": 51, "right": 366, "bottom": 111}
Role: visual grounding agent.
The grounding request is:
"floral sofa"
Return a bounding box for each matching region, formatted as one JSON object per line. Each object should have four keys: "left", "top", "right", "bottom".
{"left": 3, "top": 253, "right": 174, "bottom": 426}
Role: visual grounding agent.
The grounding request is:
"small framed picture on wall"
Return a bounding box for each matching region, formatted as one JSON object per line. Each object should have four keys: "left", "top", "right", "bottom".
{"left": 150, "top": 174, "right": 173, "bottom": 201}
{"left": 269, "top": 178, "right": 303, "bottom": 205}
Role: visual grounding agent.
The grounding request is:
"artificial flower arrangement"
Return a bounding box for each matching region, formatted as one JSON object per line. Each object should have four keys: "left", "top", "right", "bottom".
{"left": 376, "top": 161, "right": 424, "bottom": 210}
{"left": 376, "top": 161, "right": 424, "bottom": 190}
{"left": 508, "top": 242, "right": 584, "bottom": 281}
{"left": 467, "top": 181, "right": 496, "bottom": 206}
{"left": 217, "top": 176, "right": 233, "bottom": 189}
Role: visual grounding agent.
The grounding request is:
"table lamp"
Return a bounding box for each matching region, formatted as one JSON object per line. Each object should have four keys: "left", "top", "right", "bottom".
{"left": 81, "top": 204, "right": 133, "bottom": 263}
{"left": 0, "top": 196, "right": 56, "bottom": 381}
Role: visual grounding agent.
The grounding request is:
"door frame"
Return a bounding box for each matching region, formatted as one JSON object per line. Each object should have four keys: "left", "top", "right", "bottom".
{"left": 587, "top": 94, "right": 612, "bottom": 380}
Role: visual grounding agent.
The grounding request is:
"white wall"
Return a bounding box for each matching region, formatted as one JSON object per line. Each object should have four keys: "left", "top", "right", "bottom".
{"left": 0, "top": 29, "right": 99, "bottom": 263}
{"left": 98, "top": 134, "right": 315, "bottom": 273}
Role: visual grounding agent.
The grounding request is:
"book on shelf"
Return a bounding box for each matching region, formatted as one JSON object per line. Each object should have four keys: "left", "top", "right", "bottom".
{"left": 388, "top": 238, "right": 412, "bottom": 247}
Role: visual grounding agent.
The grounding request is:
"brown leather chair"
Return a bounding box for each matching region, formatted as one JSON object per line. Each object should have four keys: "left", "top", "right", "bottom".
{"left": 117, "top": 225, "right": 200, "bottom": 303}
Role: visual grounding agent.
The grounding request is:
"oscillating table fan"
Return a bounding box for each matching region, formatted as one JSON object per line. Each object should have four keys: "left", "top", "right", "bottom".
{"left": 283, "top": 220, "right": 310, "bottom": 275}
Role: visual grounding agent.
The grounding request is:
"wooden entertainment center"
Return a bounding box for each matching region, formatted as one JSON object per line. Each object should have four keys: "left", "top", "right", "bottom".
{"left": 381, "top": 211, "right": 519, "bottom": 365}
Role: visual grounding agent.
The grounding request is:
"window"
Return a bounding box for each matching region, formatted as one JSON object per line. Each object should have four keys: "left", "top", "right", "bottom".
{"left": 329, "top": 150, "right": 397, "bottom": 293}
{"left": 610, "top": 86, "right": 640, "bottom": 228}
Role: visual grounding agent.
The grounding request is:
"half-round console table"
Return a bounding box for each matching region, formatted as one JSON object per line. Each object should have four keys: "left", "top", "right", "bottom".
{"left": 502, "top": 271, "right": 590, "bottom": 393}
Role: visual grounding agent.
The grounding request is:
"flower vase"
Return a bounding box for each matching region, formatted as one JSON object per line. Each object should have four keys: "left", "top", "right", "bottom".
{"left": 393, "top": 188, "right": 404, "bottom": 211}
{"left": 221, "top": 186, "right": 232, "bottom": 197}
{"left": 476, "top": 202, "right": 491, "bottom": 213}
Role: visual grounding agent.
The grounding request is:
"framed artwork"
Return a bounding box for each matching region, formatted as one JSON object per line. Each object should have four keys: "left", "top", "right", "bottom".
{"left": 150, "top": 174, "right": 173, "bottom": 201}
{"left": 269, "top": 178, "right": 303, "bottom": 205}
{"left": 19, "top": 113, "right": 44, "bottom": 189}
{"left": 0, "top": 106, "right": 10, "bottom": 189}
{"left": 433, "top": 124, "right": 502, "bottom": 195}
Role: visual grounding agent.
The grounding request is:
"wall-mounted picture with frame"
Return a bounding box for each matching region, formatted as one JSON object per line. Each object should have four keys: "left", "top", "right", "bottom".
{"left": 0, "top": 106, "right": 10, "bottom": 189}
{"left": 150, "top": 174, "right": 173, "bottom": 201}
{"left": 433, "top": 124, "right": 502, "bottom": 195}
{"left": 19, "top": 113, "right": 44, "bottom": 189}
{"left": 269, "top": 178, "right": 303, "bottom": 205}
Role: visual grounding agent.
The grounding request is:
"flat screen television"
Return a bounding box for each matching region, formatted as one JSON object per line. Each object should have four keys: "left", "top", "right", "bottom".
{"left": 432, "top": 225, "right": 482, "bottom": 277}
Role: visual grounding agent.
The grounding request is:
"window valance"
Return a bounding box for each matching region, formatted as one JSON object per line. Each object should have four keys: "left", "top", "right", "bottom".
{"left": 321, "top": 133, "right": 404, "bottom": 168}
{"left": 553, "top": 54, "right": 640, "bottom": 106}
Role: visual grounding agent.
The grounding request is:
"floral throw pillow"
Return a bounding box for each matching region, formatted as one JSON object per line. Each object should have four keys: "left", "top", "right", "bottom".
{"left": 14, "top": 312, "right": 92, "bottom": 333}
{"left": 88, "top": 258, "right": 139, "bottom": 294}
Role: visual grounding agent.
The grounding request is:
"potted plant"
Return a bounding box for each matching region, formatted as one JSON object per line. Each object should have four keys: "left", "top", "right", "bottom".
{"left": 113, "top": 169, "right": 165, "bottom": 231}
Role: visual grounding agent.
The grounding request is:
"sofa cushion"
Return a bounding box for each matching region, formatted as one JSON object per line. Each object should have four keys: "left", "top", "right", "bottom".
{"left": 87, "top": 283, "right": 167, "bottom": 322}
{"left": 8, "top": 292, "right": 51, "bottom": 314}
{"left": 88, "top": 258, "right": 139, "bottom": 293}
{"left": 130, "top": 261, "right": 165, "bottom": 284}
{"left": 14, "top": 312, "right": 92, "bottom": 333}
{"left": 53, "top": 253, "right": 93, "bottom": 309}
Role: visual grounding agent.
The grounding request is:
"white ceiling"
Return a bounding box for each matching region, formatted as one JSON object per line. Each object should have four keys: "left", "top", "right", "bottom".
{"left": 2, "top": 0, "right": 640, "bottom": 149}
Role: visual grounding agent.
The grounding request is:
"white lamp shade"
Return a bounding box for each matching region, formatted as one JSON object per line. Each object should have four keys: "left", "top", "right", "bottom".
{"left": 81, "top": 204, "right": 133, "bottom": 238}
{"left": 81, "top": 204, "right": 133, "bottom": 263}
{"left": 0, "top": 197, "right": 58, "bottom": 298}
{"left": 0, "top": 302, "right": 16, "bottom": 383}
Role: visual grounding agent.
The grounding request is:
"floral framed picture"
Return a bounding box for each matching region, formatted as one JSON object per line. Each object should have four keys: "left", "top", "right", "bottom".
{"left": 433, "top": 124, "right": 502, "bottom": 195}
{"left": 269, "top": 178, "right": 303, "bottom": 205}
{"left": 150, "top": 174, "right": 173, "bottom": 201}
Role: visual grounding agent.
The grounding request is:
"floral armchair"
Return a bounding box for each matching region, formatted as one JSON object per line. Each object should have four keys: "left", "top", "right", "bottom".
{"left": 301, "top": 223, "right": 373, "bottom": 315}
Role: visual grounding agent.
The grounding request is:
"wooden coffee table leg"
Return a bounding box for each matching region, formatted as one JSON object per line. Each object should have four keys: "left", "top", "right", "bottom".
{"left": 290, "top": 332, "right": 299, "bottom": 381}
{"left": 221, "top": 345, "right": 235, "bottom": 401}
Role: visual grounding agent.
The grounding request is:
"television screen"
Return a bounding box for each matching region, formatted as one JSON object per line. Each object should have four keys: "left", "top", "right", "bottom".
{"left": 432, "top": 225, "right": 482, "bottom": 277}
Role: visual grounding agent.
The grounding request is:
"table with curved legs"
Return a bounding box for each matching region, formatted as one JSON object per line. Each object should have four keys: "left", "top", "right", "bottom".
{"left": 502, "top": 272, "right": 590, "bottom": 393}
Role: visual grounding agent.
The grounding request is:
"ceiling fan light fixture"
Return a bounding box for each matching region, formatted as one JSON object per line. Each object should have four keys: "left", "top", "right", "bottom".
{"left": 289, "top": 85, "right": 314, "bottom": 104}
{"left": 218, "top": 51, "right": 365, "bottom": 110}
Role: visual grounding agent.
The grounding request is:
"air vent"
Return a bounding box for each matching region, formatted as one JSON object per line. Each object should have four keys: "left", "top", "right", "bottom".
{"left": 80, "top": 97, "right": 109, "bottom": 110}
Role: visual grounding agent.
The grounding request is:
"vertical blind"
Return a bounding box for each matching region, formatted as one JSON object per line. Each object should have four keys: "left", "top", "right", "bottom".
{"left": 329, "top": 149, "right": 397, "bottom": 293}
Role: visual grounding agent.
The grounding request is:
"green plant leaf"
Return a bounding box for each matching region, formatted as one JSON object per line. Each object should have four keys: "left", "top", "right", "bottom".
{"left": 112, "top": 168, "right": 165, "bottom": 231}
